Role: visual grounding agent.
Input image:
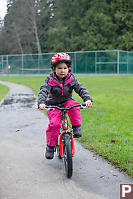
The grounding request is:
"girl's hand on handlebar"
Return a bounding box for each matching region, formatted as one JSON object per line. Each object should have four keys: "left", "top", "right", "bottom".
{"left": 85, "top": 100, "right": 92, "bottom": 108}
{"left": 39, "top": 104, "right": 46, "bottom": 110}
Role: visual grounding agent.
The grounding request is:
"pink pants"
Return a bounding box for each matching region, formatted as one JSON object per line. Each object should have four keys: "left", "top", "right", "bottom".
{"left": 46, "top": 99, "right": 81, "bottom": 146}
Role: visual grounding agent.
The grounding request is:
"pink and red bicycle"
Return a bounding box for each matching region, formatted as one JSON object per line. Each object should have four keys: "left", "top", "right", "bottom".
{"left": 45, "top": 104, "right": 86, "bottom": 178}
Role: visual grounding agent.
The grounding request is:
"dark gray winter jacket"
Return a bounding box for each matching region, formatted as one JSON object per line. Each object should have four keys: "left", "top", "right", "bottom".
{"left": 38, "top": 72, "right": 92, "bottom": 107}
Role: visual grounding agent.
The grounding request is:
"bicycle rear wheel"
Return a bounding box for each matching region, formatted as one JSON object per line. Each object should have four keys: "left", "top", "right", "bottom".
{"left": 64, "top": 135, "right": 73, "bottom": 178}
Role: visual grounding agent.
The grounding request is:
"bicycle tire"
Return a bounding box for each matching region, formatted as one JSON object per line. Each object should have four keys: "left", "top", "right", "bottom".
{"left": 64, "top": 136, "right": 73, "bottom": 178}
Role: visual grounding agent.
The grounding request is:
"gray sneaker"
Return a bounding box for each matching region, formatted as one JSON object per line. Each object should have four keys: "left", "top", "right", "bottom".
{"left": 45, "top": 145, "right": 55, "bottom": 159}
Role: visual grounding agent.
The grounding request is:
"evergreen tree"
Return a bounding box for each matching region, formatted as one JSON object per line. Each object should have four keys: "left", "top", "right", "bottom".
{"left": 0, "top": 0, "right": 133, "bottom": 54}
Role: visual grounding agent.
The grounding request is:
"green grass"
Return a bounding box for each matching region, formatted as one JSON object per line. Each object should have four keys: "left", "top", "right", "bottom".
{"left": 0, "top": 83, "right": 9, "bottom": 102}
{"left": 0, "top": 75, "right": 133, "bottom": 177}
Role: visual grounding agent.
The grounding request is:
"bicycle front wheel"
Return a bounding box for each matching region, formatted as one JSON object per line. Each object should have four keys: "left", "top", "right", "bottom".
{"left": 64, "top": 136, "right": 73, "bottom": 178}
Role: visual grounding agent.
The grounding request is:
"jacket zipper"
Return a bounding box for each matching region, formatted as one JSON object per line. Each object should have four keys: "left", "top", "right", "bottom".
{"left": 62, "top": 82, "right": 64, "bottom": 96}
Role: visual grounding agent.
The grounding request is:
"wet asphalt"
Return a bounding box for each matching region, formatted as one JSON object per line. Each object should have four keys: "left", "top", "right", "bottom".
{"left": 0, "top": 80, "right": 132, "bottom": 199}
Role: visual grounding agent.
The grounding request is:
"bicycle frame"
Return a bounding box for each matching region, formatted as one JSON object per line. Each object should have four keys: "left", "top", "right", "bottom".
{"left": 59, "top": 110, "right": 75, "bottom": 157}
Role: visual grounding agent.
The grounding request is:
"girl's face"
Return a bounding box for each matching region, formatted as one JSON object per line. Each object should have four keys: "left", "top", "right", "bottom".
{"left": 54, "top": 62, "right": 69, "bottom": 81}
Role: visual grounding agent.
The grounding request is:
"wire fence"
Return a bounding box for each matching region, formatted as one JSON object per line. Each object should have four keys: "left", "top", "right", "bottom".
{"left": 0, "top": 50, "right": 133, "bottom": 75}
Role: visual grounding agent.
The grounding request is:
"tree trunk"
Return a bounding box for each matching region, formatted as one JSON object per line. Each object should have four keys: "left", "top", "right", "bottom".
{"left": 33, "top": 17, "right": 42, "bottom": 55}
{"left": 13, "top": 22, "right": 24, "bottom": 54}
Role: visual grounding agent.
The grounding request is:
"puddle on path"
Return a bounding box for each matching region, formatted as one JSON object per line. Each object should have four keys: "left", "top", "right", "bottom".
{"left": 0, "top": 93, "right": 36, "bottom": 110}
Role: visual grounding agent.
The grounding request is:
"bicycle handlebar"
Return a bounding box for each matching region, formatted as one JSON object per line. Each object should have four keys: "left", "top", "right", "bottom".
{"left": 45, "top": 104, "right": 86, "bottom": 111}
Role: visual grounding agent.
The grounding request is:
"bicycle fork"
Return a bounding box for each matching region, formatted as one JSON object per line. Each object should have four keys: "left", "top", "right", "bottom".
{"left": 59, "top": 110, "right": 75, "bottom": 157}
{"left": 59, "top": 132, "right": 75, "bottom": 157}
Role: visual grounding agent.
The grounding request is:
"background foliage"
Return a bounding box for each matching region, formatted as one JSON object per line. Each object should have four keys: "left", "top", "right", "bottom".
{"left": 0, "top": 0, "right": 133, "bottom": 55}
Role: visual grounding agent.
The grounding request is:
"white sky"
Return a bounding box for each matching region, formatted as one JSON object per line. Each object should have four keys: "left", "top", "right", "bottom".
{"left": 0, "top": 0, "right": 7, "bottom": 20}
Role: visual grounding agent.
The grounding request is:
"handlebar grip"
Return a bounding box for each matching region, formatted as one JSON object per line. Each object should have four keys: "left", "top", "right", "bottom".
{"left": 82, "top": 104, "right": 86, "bottom": 106}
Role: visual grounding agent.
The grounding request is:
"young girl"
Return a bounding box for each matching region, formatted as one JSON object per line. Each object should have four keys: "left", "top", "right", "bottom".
{"left": 38, "top": 53, "right": 92, "bottom": 159}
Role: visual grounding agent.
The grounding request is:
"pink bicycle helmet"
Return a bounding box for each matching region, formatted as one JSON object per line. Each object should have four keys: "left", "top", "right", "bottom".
{"left": 50, "top": 53, "right": 72, "bottom": 67}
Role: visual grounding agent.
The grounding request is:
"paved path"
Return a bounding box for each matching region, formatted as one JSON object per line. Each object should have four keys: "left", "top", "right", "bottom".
{"left": 0, "top": 80, "right": 132, "bottom": 199}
